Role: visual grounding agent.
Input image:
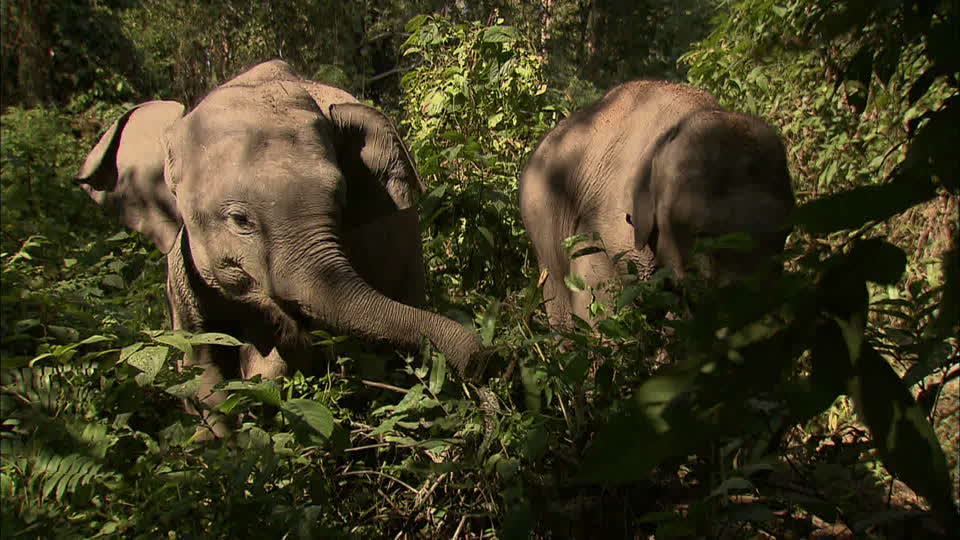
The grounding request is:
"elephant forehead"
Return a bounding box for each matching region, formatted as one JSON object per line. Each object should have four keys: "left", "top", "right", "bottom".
{"left": 171, "top": 125, "right": 342, "bottom": 216}
{"left": 175, "top": 115, "right": 335, "bottom": 174}
{"left": 699, "top": 190, "right": 792, "bottom": 234}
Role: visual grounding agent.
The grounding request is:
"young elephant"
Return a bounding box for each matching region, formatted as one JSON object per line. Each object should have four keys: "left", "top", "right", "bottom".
{"left": 78, "top": 60, "right": 487, "bottom": 436}
{"left": 519, "top": 80, "right": 795, "bottom": 327}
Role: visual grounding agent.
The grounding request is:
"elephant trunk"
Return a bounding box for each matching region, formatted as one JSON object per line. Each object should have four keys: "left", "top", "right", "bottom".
{"left": 297, "top": 250, "right": 486, "bottom": 381}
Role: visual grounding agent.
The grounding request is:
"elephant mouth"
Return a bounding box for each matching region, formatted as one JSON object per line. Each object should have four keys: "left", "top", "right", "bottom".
{"left": 255, "top": 294, "right": 316, "bottom": 347}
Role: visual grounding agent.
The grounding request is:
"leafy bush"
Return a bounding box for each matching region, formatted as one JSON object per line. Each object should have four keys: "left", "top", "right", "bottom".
{"left": 400, "top": 15, "right": 565, "bottom": 301}
{"left": 1, "top": 106, "right": 169, "bottom": 364}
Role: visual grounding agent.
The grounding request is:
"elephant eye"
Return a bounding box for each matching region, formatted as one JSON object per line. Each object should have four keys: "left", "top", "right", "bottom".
{"left": 225, "top": 209, "right": 255, "bottom": 233}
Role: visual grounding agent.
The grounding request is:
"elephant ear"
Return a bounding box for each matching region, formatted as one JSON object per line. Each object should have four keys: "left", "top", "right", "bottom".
{"left": 628, "top": 161, "right": 658, "bottom": 253}
{"left": 77, "top": 101, "right": 185, "bottom": 253}
{"left": 327, "top": 102, "right": 425, "bottom": 224}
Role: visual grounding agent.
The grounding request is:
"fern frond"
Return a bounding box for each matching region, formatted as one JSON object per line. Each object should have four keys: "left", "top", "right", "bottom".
{"left": 27, "top": 451, "right": 116, "bottom": 503}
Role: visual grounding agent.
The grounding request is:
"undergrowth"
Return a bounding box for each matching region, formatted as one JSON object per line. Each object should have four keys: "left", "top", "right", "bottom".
{"left": 2, "top": 4, "right": 958, "bottom": 538}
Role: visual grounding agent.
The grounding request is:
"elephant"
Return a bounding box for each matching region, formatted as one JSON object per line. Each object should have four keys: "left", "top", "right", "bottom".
{"left": 77, "top": 60, "right": 487, "bottom": 436}
{"left": 519, "top": 80, "right": 796, "bottom": 328}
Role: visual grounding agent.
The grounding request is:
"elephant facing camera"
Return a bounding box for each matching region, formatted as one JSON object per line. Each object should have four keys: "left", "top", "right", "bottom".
{"left": 77, "top": 60, "right": 488, "bottom": 438}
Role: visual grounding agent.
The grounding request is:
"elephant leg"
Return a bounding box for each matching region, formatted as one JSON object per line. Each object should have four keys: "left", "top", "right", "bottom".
{"left": 239, "top": 345, "right": 287, "bottom": 380}
{"left": 542, "top": 270, "right": 574, "bottom": 330}
{"left": 569, "top": 252, "right": 620, "bottom": 325}
{"left": 179, "top": 345, "right": 237, "bottom": 440}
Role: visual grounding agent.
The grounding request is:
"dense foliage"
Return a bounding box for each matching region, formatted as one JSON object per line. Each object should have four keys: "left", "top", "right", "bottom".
{"left": 2, "top": 0, "right": 957, "bottom": 537}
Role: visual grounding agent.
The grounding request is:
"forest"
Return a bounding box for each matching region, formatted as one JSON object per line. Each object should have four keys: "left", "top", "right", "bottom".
{"left": 1, "top": 0, "right": 957, "bottom": 537}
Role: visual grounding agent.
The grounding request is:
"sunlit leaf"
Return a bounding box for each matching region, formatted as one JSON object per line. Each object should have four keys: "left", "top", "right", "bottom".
{"left": 482, "top": 25, "right": 519, "bottom": 44}
{"left": 564, "top": 273, "right": 586, "bottom": 292}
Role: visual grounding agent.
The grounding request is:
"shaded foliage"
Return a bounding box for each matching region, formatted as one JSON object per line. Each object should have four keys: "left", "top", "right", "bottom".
{"left": 1, "top": 1, "right": 957, "bottom": 537}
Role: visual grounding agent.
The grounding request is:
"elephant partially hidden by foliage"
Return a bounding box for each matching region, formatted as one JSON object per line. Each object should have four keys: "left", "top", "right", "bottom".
{"left": 78, "top": 60, "right": 487, "bottom": 436}
{"left": 520, "top": 80, "right": 796, "bottom": 327}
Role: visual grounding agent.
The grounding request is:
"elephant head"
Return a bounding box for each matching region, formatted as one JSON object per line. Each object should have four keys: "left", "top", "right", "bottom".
{"left": 628, "top": 108, "right": 796, "bottom": 286}
{"left": 78, "top": 61, "right": 487, "bottom": 420}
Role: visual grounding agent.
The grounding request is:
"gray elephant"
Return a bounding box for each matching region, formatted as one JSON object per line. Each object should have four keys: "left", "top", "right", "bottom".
{"left": 78, "top": 60, "right": 487, "bottom": 436}
{"left": 519, "top": 80, "right": 795, "bottom": 327}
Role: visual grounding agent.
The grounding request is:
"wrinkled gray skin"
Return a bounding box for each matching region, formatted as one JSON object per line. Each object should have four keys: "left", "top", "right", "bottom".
{"left": 519, "top": 81, "right": 795, "bottom": 327}
{"left": 78, "top": 60, "right": 486, "bottom": 436}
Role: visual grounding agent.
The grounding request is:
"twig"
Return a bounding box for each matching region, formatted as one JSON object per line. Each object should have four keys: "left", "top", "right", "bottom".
{"left": 377, "top": 487, "right": 403, "bottom": 515}
{"left": 451, "top": 515, "right": 468, "bottom": 540}
{"left": 344, "top": 442, "right": 392, "bottom": 453}
{"left": 366, "top": 66, "right": 412, "bottom": 83}
{"left": 361, "top": 379, "right": 409, "bottom": 394}
{"left": 414, "top": 473, "right": 448, "bottom": 509}
{"left": 340, "top": 470, "right": 418, "bottom": 493}
{"left": 929, "top": 362, "right": 960, "bottom": 423}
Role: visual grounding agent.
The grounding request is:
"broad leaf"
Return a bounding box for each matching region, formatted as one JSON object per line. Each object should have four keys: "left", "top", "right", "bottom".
{"left": 124, "top": 346, "right": 168, "bottom": 385}
{"left": 792, "top": 178, "right": 936, "bottom": 234}
{"left": 222, "top": 379, "right": 283, "bottom": 407}
{"left": 482, "top": 25, "right": 519, "bottom": 44}
{"left": 282, "top": 399, "right": 335, "bottom": 440}
{"left": 849, "top": 344, "right": 955, "bottom": 517}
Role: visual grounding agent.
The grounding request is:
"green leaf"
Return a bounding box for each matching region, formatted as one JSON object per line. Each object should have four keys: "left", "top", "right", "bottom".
{"left": 562, "top": 233, "right": 599, "bottom": 253}
{"left": 695, "top": 232, "right": 755, "bottom": 253}
{"left": 216, "top": 393, "right": 245, "bottom": 414}
{"left": 153, "top": 333, "right": 193, "bottom": 356}
{"left": 615, "top": 283, "right": 645, "bottom": 311}
{"left": 597, "top": 318, "right": 629, "bottom": 339}
{"left": 165, "top": 376, "right": 201, "bottom": 400}
{"left": 282, "top": 399, "right": 335, "bottom": 440}
{"left": 429, "top": 352, "right": 447, "bottom": 394}
{"left": 102, "top": 274, "right": 125, "bottom": 289}
{"left": 186, "top": 332, "right": 243, "bottom": 347}
{"left": 570, "top": 245, "right": 604, "bottom": 259}
{"left": 563, "top": 352, "right": 591, "bottom": 384}
{"left": 222, "top": 379, "right": 283, "bottom": 407}
{"left": 564, "top": 273, "right": 586, "bottom": 292}
{"left": 47, "top": 325, "right": 80, "bottom": 344}
{"left": 78, "top": 335, "right": 111, "bottom": 346}
{"left": 405, "top": 14, "right": 429, "bottom": 33}
{"left": 482, "top": 25, "right": 519, "bottom": 44}
{"left": 792, "top": 178, "right": 937, "bottom": 234}
{"left": 479, "top": 301, "right": 499, "bottom": 346}
{"left": 849, "top": 344, "right": 955, "bottom": 517}
{"left": 477, "top": 226, "right": 495, "bottom": 248}
{"left": 125, "top": 346, "right": 168, "bottom": 384}
{"left": 522, "top": 425, "right": 548, "bottom": 462}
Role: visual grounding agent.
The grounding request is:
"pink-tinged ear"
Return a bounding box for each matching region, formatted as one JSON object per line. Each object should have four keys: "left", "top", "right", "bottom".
{"left": 77, "top": 101, "right": 185, "bottom": 253}
{"left": 328, "top": 102, "right": 426, "bottom": 217}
